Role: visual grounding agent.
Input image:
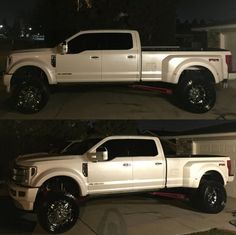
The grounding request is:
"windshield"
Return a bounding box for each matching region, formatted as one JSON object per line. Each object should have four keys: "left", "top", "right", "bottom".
{"left": 60, "top": 138, "right": 102, "bottom": 155}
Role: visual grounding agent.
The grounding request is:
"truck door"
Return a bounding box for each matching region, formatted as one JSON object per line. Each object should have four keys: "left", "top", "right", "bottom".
{"left": 101, "top": 33, "right": 139, "bottom": 82}
{"left": 56, "top": 33, "right": 102, "bottom": 82}
{"left": 131, "top": 139, "right": 166, "bottom": 190}
{"left": 88, "top": 139, "right": 132, "bottom": 194}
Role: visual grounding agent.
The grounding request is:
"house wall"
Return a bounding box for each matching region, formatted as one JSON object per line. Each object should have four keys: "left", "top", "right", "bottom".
{"left": 192, "top": 137, "right": 236, "bottom": 198}
{"left": 207, "top": 31, "right": 220, "bottom": 48}
{"left": 207, "top": 29, "right": 236, "bottom": 71}
{"left": 223, "top": 31, "right": 236, "bottom": 71}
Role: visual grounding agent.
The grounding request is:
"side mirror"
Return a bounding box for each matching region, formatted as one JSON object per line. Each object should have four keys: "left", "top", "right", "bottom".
{"left": 96, "top": 147, "right": 108, "bottom": 161}
{"left": 60, "top": 41, "right": 68, "bottom": 55}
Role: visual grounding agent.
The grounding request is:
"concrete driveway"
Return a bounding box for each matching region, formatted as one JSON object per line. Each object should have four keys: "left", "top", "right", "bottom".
{"left": 1, "top": 79, "right": 236, "bottom": 120}
{"left": 1, "top": 193, "right": 236, "bottom": 235}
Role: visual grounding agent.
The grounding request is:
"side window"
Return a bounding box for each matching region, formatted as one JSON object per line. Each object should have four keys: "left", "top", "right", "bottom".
{"left": 98, "top": 139, "right": 130, "bottom": 161}
{"left": 68, "top": 34, "right": 101, "bottom": 54}
{"left": 97, "top": 139, "right": 158, "bottom": 160}
{"left": 128, "top": 139, "right": 158, "bottom": 157}
{"left": 100, "top": 33, "right": 133, "bottom": 50}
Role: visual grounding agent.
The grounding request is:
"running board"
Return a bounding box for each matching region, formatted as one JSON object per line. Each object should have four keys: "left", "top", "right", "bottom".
{"left": 131, "top": 85, "right": 173, "bottom": 95}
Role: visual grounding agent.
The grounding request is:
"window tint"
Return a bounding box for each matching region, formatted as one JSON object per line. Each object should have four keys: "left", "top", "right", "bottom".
{"left": 68, "top": 34, "right": 101, "bottom": 54}
{"left": 99, "top": 139, "right": 129, "bottom": 160}
{"left": 128, "top": 139, "right": 158, "bottom": 157}
{"left": 101, "top": 33, "right": 133, "bottom": 50}
{"left": 68, "top": 33, "right": 133, "bottom": 54}
{"left": 98, "top": 139, "right": 158, "bottom": 161}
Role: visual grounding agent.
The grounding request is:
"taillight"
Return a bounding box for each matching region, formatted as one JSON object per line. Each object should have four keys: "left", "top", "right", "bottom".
{"left": 227, "top": 160, "right": 234, "bottom": 176}
{"left": 226, "top": 54, "right": 233, "bottom": 73}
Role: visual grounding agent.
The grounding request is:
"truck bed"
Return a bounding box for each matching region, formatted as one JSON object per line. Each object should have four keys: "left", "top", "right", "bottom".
{"left": 166, "top": 154, "right": 226, "bottom": 158}
{"left": 142, "top": 46, "right": 229, "bottom": 52}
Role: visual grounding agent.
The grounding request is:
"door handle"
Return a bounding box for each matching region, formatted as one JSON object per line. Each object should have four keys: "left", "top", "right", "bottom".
{"left": 127, "top": 55, "right": 136, "bottom": 59}
{"left": 123, "top": 163, "right": 131, "bottom": 167}
{"left": 155, "top": 162, "right": 162, "bottom": 166}
{"left": 91, "top": 56, "right": 100, "bottom": 59}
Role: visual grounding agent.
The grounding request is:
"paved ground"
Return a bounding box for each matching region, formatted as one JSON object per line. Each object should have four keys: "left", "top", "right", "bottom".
{"left": 1, "top": 79, "right": 236, "bottom": 120}
{"left": 1, "top": 184, "right": 236, "bottom": 235}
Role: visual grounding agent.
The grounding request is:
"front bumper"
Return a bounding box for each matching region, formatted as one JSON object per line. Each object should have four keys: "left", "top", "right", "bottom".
{"left": 3, "top": 73, "right": 12, "bottom": 93}
{"left": 8, "top": 181, "right": 39, "bottom": 211}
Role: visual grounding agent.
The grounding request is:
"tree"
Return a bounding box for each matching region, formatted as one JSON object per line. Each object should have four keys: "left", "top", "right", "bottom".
{"left": 127, "top": 0, "right": 178, "bottom": 45}
{"left": 9, "top": 19, "right": 21, "bottom": 39}
{"left": 32, "top": 0, "right": 79, "bottom": 46}
{"left": 32, "top": 0, "right": 178, "bottom": 46}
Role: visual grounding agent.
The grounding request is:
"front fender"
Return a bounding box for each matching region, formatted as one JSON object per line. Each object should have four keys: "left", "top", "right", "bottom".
{"left": 8, "top": 58, "right": 56, "bottom": 85}
{"left": 32, "top": 168, "right": 88, "bottom": 196}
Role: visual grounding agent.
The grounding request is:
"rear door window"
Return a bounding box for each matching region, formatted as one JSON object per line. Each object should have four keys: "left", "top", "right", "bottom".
{"left": 99, "top": 33, "right": 133, "bottom": 50}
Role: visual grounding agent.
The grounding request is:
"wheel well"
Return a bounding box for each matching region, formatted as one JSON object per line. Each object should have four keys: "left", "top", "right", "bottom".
{"left": 11, "top": 66, "right": 49, "bottom": 88}
{"left": 180, "top": 66, "right": 215, "bottom": 84}
{"left": 39, "top": 176, "right": 81, "bottom": 197}
{"left": 200, "top": 171, "right": 224, "bottom": 185}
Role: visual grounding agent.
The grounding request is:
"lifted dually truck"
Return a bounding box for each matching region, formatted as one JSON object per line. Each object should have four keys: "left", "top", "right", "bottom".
{"left": 8, "top": 136, "right": 234, "bottom": 234}
{"left": 3, "top": 30, "right": 233, "bottom": 114}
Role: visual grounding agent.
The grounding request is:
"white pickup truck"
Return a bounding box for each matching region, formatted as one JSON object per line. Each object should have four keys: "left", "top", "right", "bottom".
{"left": 3, "top": 30, "right": 232, "bottom": 114}
{"left": 9, "top": 136, "right": 234, "bottom": 233}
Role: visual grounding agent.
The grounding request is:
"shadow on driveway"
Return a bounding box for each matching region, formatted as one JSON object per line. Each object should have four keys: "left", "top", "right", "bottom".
{"left": 0, "top": 196, "right": 36, "bottom": 234}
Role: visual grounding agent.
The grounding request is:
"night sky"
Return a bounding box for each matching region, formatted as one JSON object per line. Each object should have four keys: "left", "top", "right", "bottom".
{"left": 1, "top": 0, "right": 236, "bottom": 24}
{"left": 1, "top": 0, "right": 36, "bottom": 24}
{"left": 178, "top": 0, "right": 236, "bottom": 21}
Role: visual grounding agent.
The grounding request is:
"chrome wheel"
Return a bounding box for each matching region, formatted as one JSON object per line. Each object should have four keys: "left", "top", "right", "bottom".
{"left": 37, "top": 193, "right": 79, "bottom": 234}
{"left": 176, "top": 76, "right": 216, "bottom": 113}
{"left": 12, "top": 80, "right": 49, "bottom": 114}
{"left": 188, "top": 82, "right": 206, "bottom": 104}
{"left": 196, "top": 181, "right": 226, "bottom": 213}
{"left": 47, "top": 199, "right": 74, "bottom": 231}
{"left": 206, "top": 186, "right": 217, "bottom": 206}
{"left": 16, "top": 85, "right": 43, "bottom": 112}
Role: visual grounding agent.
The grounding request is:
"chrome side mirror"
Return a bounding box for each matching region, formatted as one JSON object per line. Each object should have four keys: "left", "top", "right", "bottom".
{"left": 96, "top": 147, "right": 108, "bottom": 161}
{"left": 61, "top": 41, "right": 68, "bottom": 55}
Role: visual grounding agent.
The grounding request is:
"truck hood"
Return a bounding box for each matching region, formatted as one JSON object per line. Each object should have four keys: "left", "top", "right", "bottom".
{"left": 10, "top": 48, "right": 57, "bottom": 56}
{"left": 16, "top": 152, "right": 82, "bottom": 165}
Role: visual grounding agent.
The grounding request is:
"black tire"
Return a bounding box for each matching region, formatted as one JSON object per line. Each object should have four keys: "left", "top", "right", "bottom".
{"left": 196, "top": 181, "right": 227, "bottom": 213}
{"left": 175, "top": 74, "right": 216, "bottom": 113}
{"left": 12, "top": 79, "right": 49, "bottom": 114}
{"left": 37, "top": 192, "right": 79, "bottom": 234}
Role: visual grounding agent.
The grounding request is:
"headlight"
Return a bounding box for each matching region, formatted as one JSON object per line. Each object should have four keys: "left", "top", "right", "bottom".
{"left": 11, "top": 165, "right": 37, "bottom": 186}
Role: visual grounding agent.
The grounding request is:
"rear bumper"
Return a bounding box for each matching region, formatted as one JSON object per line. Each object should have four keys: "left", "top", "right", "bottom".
{"left": 228, "top": 176, "right": 234, "bottom": 183}
{"left": 229, "top": 72, "right": 236, "bottom": 80}
{"left": 8, "top": 181, "right": 39, "bottom": 211}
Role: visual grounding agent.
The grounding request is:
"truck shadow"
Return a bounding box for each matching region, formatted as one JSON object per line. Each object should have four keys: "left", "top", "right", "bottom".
{"left": 82, "top": 193, "right": 198, "bottom": 213}
{"left": 144, "top": 193, "right": 200, "bottom": 212}
{"left": 0, "top": 196, "right": 37, "bottom": 234}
